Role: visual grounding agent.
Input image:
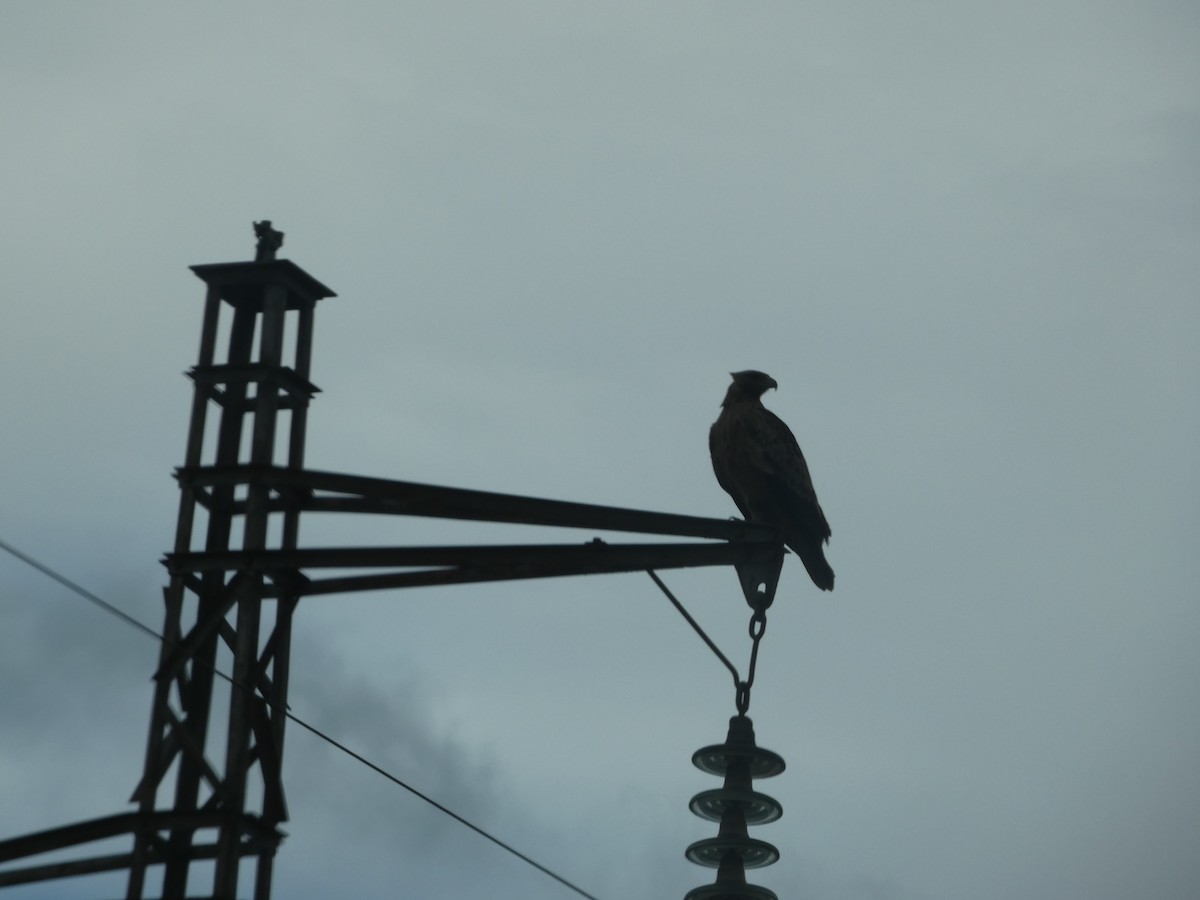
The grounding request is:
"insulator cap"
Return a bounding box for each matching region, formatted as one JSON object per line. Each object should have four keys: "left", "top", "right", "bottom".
{"left": 689, "top": 786, "right": 782, "bottom": 825}
{"left": 685, "top": 835, "right": 780, "bottom": 869}
{"left": 684, "top": 884, "right": 778, "bottom": 900}
{"left": 692, "top": 716, "right": 785, "bottom": 779}
{"left": 684, "top": 849, "right": 779, "bottom": 900}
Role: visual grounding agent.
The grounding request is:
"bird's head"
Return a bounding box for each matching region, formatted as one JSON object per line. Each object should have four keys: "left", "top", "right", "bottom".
{"left": 729, "top": 370, "right": 778, "bottom": 399}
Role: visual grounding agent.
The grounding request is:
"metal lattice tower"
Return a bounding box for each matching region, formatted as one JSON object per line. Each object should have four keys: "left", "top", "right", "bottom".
{"left": 128, "top": 222, "right": 334, "bottom": 899}
{"left": 0, "top": 224, "right": 786, "bottom": 900}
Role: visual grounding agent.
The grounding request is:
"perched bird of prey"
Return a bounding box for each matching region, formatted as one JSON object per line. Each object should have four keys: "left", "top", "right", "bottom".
{"left": 709, "top": 370, "right": 834, "bottom": 591}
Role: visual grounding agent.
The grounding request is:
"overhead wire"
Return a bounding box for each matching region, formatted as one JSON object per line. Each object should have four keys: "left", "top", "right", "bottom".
{"left": 0, "top": 537, "right": 602, "bottom": 900}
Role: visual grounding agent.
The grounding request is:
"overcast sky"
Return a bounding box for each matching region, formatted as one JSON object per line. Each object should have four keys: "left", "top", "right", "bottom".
{"left": 2, "top": 3, "right": 1198, "bottom": 899}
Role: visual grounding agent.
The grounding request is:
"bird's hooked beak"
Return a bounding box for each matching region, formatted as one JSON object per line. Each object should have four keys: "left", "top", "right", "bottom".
{"left": 728, "top": 370, "right": 778, "bottom": 393}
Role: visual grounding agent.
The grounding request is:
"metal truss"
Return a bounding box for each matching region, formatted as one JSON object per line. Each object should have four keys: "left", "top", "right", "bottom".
{"left": 0, "top": 229, "right": 784, "bottom": 900}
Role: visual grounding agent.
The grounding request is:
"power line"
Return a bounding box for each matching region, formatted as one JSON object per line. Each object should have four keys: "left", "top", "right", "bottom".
{"left": 0, "top": 538, "right": 165, "bottom": 643}
{"left": 0, "top": 537, "right": 602, "bottom": 900}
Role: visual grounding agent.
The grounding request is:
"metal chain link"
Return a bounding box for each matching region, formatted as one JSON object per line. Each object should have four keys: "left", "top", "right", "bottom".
{"left": 736, "top": 609, "right": 768, "bottom": 714}
{"left": 648, "top": 570, "right": 770, "bottom": 716}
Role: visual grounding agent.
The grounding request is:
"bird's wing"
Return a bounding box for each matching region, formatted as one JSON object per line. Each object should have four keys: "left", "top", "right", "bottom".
{"left": 709, "top": 409, "right": 754, "bottom": 519}
{"left": 740, "top": 406, "right": 831, "bottom": 542}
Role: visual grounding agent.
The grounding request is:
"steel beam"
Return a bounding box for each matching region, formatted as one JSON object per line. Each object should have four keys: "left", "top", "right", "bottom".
{"left": 175, "top": 464, "right": 777, "bottom": 542}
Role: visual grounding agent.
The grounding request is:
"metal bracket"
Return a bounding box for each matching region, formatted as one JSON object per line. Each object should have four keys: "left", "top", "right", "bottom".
{"left": 734, "top": 546, "right": 784, "bottom": 611}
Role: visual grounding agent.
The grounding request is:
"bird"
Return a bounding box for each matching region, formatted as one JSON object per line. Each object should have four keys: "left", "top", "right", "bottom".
{"left": 709, "top": 370, "right": 834, "bottom": 591}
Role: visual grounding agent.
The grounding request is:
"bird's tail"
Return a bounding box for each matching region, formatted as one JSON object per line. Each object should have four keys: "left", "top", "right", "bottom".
{"left": 789, "top": 539, "right": 835, "bottom": 591}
